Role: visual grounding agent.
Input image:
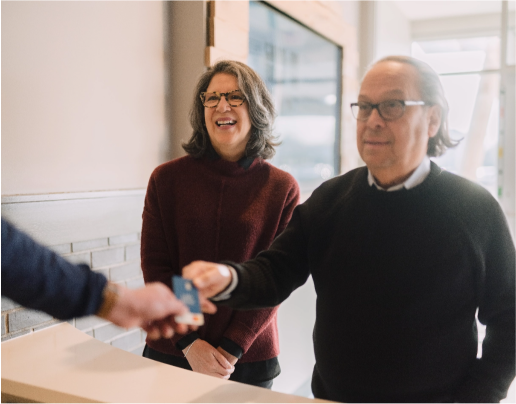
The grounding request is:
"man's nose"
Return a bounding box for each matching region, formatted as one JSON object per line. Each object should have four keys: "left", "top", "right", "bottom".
{"left": 216, "top": 96, "right": 231, "bottom": 112}
{"left": 366, "top": 107, "right": 385, "bottom": 127}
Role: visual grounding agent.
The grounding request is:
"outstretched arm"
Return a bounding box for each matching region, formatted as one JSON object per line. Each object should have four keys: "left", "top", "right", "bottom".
{"left": 98, "top": 281, "right": 216, "bottom": 339}
{"left": 1, "top": 218, "right": 107, "bottom": 319}
{"left": 1, "top": 218, "right": 212, "bottom": 339}
{"left": 184, "top": 206, "right": 311, "bottom": 309}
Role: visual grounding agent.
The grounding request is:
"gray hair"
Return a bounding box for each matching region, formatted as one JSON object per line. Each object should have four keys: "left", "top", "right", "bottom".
{"left": 370, "top": 55, "right": 460, "bottom": 157}
{"left": 183, "top": 60, "right": 279, "bottom": 159}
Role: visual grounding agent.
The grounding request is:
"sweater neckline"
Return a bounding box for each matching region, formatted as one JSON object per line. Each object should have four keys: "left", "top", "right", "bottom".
{"left": 364, "top": 161, "right": 442, "bottom": 199}
{"left": 198, "top": 154, "right": 261, "bottom": 177}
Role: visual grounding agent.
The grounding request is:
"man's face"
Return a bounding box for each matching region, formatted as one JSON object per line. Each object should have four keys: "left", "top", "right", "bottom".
{"left": 356, "top": 61, "right": 440, "bottom": 181}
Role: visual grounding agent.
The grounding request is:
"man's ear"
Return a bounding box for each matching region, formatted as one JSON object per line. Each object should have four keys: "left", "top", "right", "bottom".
{"left": 427, "top": 105, "right": 441, "bottom": 138}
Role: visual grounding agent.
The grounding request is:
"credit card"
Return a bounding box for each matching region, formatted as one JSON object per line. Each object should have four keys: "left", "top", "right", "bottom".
{"left": 172, "top": 275, "right": 204, "bottom": 325}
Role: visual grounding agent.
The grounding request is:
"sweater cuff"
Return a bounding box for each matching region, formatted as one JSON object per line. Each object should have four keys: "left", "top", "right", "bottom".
{"left": 219, "top": 337, "right": 244, "bottom": 359}
{"left": 175, "top": 332, "right": 200, "bottom": 351}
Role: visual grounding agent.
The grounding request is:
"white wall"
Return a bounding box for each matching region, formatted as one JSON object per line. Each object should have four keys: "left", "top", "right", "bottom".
{"left": 1, "top": 2, "right": 167, "bottom": 195}
{"left": 273, "top": 278, "right": 317, "bottom": 395}
{"left": 375, "top": 1, "right": 412, "bottom": 60}
{"left": 500, "top": 66, "right": 516, "bottom": 237}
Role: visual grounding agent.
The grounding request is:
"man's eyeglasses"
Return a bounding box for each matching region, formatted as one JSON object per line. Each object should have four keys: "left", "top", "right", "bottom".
{"left": 200, "top": 90, "right": 246, "bottom": 108}
{"left": 350, "top": 100, "right": 426, "bottom": 121}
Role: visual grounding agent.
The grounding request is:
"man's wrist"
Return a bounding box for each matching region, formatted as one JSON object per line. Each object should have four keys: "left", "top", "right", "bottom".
{"left": 96, "top": 282, "right": 122, "bottom": 319}
{"left": 211, "top": 265, "right": 238, "bottom": 301}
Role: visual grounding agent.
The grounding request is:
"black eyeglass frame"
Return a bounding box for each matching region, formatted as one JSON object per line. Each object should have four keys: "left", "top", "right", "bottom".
{"left": 350, "top": 100, "right": 426, "bottom": 121}
{"left": 200, "top": 89, "right": 246, "bottom": 108}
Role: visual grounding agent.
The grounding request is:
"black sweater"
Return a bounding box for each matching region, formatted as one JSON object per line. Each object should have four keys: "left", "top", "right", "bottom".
{"left": 221, "top": 163, "right": 515, "bottom": 403}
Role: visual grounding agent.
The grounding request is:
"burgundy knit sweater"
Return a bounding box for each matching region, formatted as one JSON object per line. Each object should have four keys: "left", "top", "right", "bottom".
{"left": 141, "top": 154, "right": 299, "bottom": 362}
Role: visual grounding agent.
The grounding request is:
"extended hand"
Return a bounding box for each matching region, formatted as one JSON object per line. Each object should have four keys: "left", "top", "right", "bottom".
{"left": 184, "top": 339, "right": 235, "bottom": 379}
{"left": 102, "top": 282, "right": 207, "bottom": 339}
{"left": 183, "top": 261, "right": 233, "bottom": 299}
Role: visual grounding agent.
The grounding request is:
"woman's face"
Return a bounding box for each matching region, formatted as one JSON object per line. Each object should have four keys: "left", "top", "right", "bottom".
{"left": 204, "top": 73, "right": 252, "bottom": 162}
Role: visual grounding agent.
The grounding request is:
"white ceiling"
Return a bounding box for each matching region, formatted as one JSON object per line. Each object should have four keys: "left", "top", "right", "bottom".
{"left": 393, "top": 1, "right": 514, "bottom": 21}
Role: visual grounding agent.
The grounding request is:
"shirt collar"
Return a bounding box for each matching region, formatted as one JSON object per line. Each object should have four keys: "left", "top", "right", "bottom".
{"left": 367, "top": 156, "right": 431, "bottom": 192}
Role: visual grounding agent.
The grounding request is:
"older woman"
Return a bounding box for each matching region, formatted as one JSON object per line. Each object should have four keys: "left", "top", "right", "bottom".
{"left": 141, "top": 60, "right": 300, "bottom": 388}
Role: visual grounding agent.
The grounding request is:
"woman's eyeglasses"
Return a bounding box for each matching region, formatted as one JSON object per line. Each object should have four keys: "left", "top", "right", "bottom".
{"left": 200, "top": 90, "right": 246, "bottom": 108}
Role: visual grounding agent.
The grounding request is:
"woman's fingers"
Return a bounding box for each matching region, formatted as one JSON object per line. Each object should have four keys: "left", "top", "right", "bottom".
{"left": 213, "top": 351, "right": 233, "bottom": 370}
{"left": 185, "top": 339, "right": 235, "bottom": 379}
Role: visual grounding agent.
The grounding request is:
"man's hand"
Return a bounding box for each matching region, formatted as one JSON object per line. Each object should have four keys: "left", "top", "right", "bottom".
{"left": 183, "top": 339, "right": 235, "bottom": 379}
{"left": 101, "top": 282, "right": 217, "bottom": 340}
{"left": 217, "top": 346, "right": 238, "bottom": 366}
{"left": 183, "top": 261, "right": 233, "bottom": 299}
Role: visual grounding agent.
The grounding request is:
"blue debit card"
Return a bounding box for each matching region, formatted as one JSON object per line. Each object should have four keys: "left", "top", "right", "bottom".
{"left": 173, "top": 275, "right": 201, "bottom": 314}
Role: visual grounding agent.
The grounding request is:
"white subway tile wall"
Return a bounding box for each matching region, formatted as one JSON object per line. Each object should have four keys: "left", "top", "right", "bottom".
{"left": 49, "top": 243, "right": 72, "bottom": 255}
{"left": 9, "top": 309, "right": 53, "bottom": 333}
{"left": 1, "top": 233, "right": 146, "bottom": 355}
{"left": 72, "top": 238, "right": 109, "bottom": 253}
{"left": 92, "top": 246, "right": 125, "bottom": 268}
{"left": 109, "top": 233, "right": 139, "bottom": 246}
{"left": 125, "top": 242, "right": 141, "bottom": 261}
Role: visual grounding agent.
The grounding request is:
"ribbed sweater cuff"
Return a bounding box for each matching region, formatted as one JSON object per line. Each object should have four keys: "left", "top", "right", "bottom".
{"left": 219, "top": 337, "right": 244, "bottom": 359}
{"left": 175, "top": 332, "right": 200, "bottom": 351}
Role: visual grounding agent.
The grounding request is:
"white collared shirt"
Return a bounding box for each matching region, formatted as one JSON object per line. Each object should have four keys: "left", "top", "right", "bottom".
{"left": 367, "top": 156, "right": 431, "bottom": 191}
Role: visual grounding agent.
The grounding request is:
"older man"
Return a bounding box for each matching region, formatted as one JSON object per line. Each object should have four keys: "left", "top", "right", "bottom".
{"left": 183, "top": 56, "right": 515, "bottom": 403}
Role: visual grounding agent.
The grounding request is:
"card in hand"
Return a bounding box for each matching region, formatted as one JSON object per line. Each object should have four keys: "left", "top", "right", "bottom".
{"left": 172, "top": 275, "right": 204, "bottom": 325}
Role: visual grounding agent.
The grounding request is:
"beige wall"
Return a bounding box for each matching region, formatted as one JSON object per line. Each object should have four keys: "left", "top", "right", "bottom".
{"left": 166, "top": 1, "right": 207, "bottom": 160}
{"left": 2, "top": 1, "right": 167, "bottom": 195}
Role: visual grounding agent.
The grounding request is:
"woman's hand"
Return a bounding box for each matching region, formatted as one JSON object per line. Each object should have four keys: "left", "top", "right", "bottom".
{"left": 217, "top": 346, "right": 238, "bottom": 366}
{"left": 183, "top": 261, "right": 233, "bottom": 299}
{"left": 183, "top": 339, "right": 235, "bottom": 379}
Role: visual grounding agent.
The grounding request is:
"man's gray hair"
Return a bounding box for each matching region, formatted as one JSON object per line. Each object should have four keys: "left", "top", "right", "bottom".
{"left": 371, "top": 55, "right": 459, "bottom": 157}
{"left": 183, "top": 60, "right": 278, "bottom": 159}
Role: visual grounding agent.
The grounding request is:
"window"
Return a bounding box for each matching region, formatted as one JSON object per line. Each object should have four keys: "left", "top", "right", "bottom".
{"left": 412, "top": 36, "right": 501, "bottom": 197}
{"left": 248, "top": 2, "right": 342, "bottom": 197}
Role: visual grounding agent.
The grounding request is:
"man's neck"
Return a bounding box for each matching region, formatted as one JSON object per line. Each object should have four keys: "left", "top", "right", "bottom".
{"left": 371, "top": 169, "right": 416, "bottom": 189}
{"left": 368, "top": 157, "right": 431, "bottom": 190}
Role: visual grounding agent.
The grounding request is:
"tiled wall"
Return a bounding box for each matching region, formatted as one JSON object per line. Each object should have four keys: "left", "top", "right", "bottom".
{"left": 1, "top": 232, "right": 147, "bottom": 356}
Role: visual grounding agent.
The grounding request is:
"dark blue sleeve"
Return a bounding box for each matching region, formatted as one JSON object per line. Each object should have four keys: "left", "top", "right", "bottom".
{"left": 1, "top": 218, "right": 108, "bottom": 319}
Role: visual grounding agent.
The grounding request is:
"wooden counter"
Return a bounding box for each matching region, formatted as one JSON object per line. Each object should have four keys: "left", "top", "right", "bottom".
{"left": 2, "top": 323, "right": 325, "bottom": 403}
